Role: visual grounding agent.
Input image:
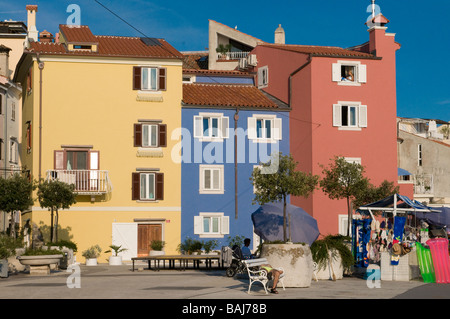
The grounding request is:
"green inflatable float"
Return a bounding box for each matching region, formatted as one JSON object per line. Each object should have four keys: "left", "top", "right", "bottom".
{"left": 416, "top": 242, "right": 435, "bottom": 283}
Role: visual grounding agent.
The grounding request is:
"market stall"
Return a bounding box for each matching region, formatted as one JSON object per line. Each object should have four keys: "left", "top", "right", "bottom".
{"left": 354, "top": 194, "right": 449, "bottom": 282}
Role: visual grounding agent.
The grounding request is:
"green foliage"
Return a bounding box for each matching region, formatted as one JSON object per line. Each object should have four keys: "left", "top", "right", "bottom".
{"left": 23, "top": 248, "right": 65, "bottom": 257}
{"left": 0, "top": 174, "right": 36, "bottom": 213}
{"left": 251, "top": 152, "right": 319, "bottom": 241}
{"left": 82, "top": 245, "right": 102, "bottom": 259}
{"left": 202, "top": 239, "right": 219, "bottom": 254}
{"left": 149, "top": 240, "right": 165, "bottom": 251}
{"left": 37, "top": 179, "right": 77, "bottom": 211}
{"left": 353, "top": 180, "right": 400, "bottom": 209}
{"left": 0, "top": 233, "right": 23, "bottom": 259}
{"left": 310, "top": 235, "right": 354, "bottom": 272}
{"left": 177, "top": 237, "right": 203, "bottom": 254}
{"left": 105, "top": 244, "right": 127, "bottom": 256}
{"left": 226, "top": 235, "right": 246, "bottom": 248}
{"left": 216, "top": 43, "right": 232, "bottom": 54}
{"left": 47, "top": 239, "right": 78, "bottom": 253}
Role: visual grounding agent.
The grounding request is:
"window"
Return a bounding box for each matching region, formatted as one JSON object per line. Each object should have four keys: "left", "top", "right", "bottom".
{"left": 199, "top": 165, "right": 224, "bottom": 194}
{"left": 0, "top": 139, "right": 3, "bottom": 160}
{"left": 332, "top": 61, "right": 367, "bottom": 85}
{"left": 11, "top": 102, "right": 15, "bottom": 121}
{"left": 194, "top": 213, "right": 230, "bottom": 238}
{"left": 132, "top": 171, "right": 164, "bottom": 201}
{"left": 27, "top": 67, "right": 32, "bottom": 93}
{"left": 248, "top": 115, "right": 282, "bottom": 142}
{"left": 134, "top": 122, "right": 167, "bottom": 148}
{"left": 133, "top": 66, "right": 166, "bottom": 91}
{"left": 0, "top": 95, "right": 2, "bottom": 114}
{"left": 193, "top": 113, "right": 229, "bottom": 141}
{"left": 26, "top": 121, "right": 32, "bottom": 153}
{"left": 9, "top": 139, "right": 17, "bottom": 164}
{"left": 333, "top": 102, "right": 367, "bottom": 130}
{"left": 54, "top": 148, "right": 99, "bottom": 171}
{"left": 418, "top": 144, "right": 423, "bottom": 166}
{"left": 258, "top": 66, "right": 269, "bottom": 88}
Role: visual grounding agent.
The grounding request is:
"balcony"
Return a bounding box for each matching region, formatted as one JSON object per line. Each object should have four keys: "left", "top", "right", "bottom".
{"left": 217, "top": 51, "right": 250, "bottom": 60}
{"left": 414, "top": 174, "right": 434, "bottom": 195}
{"left": 46, "top": 170, "right": 113, "bottom": 195}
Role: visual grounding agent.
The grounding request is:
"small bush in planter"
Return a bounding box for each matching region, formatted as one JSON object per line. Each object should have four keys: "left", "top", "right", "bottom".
{"left": 82, "top": 245, "right": 102, "bottom": 259}
{"left": 177, "top": 237, "right": 202, "bottom": 255}
{"left": 49, "top": 240, "right": 78, "bottom": 253}
{"left": 104, "top": 245, "right": 127, "bottom": 256}
{"left": 150, "top": 240, "right": 165, "bottom": 251}
{"left": 202, "top": 240, "right": 218, "bottom": 254}
{"left": 310, "top": 235, "right": 354, "bottom": 272}
{"left": 23, "top": 248, "right": 65, "bottom": 256}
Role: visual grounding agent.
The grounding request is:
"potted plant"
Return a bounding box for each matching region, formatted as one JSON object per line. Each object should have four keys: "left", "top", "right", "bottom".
{"left": 82, "top": 245, "right": 102, "bottom": 266}
{"left": 149, "top": 240, "right": 165, "bottom": 256}
{"left": 202, "top": 240, "right": 219, "bottom": 255}
{"left": 310, "top": 235, "right": 354, "bottom": 281}
{"left": 105, "top": 245, "right": 127, "bottom": 265}
{"left": 177, "top": 237, "right": 202, "bottom": 255}
{"left": 216, "top": 43, "right": 231, "bottom": 60}
{"left": 18, "top": 248, "right": 65, "bottom": 275}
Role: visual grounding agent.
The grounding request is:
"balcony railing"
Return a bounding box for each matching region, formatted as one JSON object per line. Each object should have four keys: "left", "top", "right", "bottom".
{"left": 414, "top": 174, "right": 434, "bottom": 195}
{"left": 217, "top": 51, "right": 250, "bottom": 60}
{"left": 46, "top": 170, "right": 113, "bottom": 195}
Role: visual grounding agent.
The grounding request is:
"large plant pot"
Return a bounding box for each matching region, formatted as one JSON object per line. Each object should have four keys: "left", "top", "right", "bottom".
{"left": 85, "top": 258, "right": 98, "bottom": 266}
{"left": 108, "top": 256, "right": 122, "bottom": 266}
{"left": 260, "top": 243, "right": 314, "bottom": 288}
{"left": 17, "top": 255, "right": 63, "bottom": 275}
{"left": 149, "top": 250, "right": 165, "bottom": 257}
{"left": 0, "top": 259, "right": 8, "bottom": 278}
{"left": 315, "top": 249, "right": 344, "bottom": 280}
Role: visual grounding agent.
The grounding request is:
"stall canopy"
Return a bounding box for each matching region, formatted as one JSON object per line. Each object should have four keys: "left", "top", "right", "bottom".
{"left": 251, "top": 202, "right": 320, "bottom": 246}
{"left": 357, "top": 193, "right": 440, "bottom": 217}
{"left": 413, "top": 207, "right": 450, "bottom": 230}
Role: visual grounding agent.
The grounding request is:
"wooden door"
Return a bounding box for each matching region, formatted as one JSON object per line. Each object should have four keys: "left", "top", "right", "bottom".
{"left": 137, "top": 224, "right": 162, "bottom": 257}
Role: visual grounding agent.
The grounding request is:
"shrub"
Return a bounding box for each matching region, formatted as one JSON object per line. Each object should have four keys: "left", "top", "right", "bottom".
{"left": 82, "top": 245, "right": 102, "bottom": 259}
{"left": 150, "top": 240, "right": 165, "bottom": 251}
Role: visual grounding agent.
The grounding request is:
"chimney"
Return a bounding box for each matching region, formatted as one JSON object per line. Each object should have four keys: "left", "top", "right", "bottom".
{"left": 39, "top": 30, "right": 54, "bottom": 43}
{"left": 0, "top": 45, "right": 11, "bottom": 77}
{"left": 275, "top": 24, "right": 285, "bottom": 44}
{"left": 26, "top": 5, "right": 39, "bottom": 42}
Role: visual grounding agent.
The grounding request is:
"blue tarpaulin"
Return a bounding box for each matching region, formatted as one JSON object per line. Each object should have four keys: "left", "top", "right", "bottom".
{"left": 357, "top": 194, "right": 439, "bottom": 215}
{"left": 251, "top": 202, "right": 320, "bottom": 246}
{"left": 398, "top": 168, "right": 412, "bottom": 176}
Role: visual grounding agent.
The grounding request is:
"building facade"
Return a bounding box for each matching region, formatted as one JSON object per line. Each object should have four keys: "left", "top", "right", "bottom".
{"left": 14, "top": 23, "right": 184, "bottom": 262}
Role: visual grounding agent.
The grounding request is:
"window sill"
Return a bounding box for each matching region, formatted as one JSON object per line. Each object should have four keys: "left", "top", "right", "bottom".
{"left": 199, "top": 190, "right": 225, "bottom": 195}
{"left": 249, "top": 138, "right": 278, "bottom": 144}
{"left": 197, "top": 137, "right": 225, "bottom": 143}
{"left": 337, "top": 81, "right": 361, "bottom": 87}
{"left": 338, "top": 127, "right": 362, "bottom": 131}
{"left": 136, "top": 200, "right": 159, "bottom": 203}
{"left": 136, "top": 91, "right": 163, "bottom": 102}
{"left": 198, "top": 234, "right": 225, "bottom": 238}
{"left": 136, "top": 147, "right": 163, "bottom": 158}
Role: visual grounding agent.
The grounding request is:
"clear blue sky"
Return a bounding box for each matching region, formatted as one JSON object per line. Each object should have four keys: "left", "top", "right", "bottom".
{"left": 1, "top": 0, "right": 449, "bottom": 122}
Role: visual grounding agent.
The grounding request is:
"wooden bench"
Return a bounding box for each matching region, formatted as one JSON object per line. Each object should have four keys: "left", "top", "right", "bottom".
{"left": 243, "top": 258, "right": 285, "bottom": 294}
{"left": 131, "top": 255, "right": 222, "bottom": 271}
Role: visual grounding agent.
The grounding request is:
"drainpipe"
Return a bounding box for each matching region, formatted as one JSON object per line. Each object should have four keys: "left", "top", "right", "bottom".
{"left": 234, "top": 108, "right": 239, "bottom": 219}
{"left": 37, "top": 53, "right": 44, "bottom": 183}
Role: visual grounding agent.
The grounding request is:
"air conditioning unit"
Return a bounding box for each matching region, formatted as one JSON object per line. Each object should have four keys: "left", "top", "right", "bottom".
{"left": 247, "top": 54, "right": 257, "bottom": 66}
{"left": 239, "top": 58, "right": 248, "bottom": 69}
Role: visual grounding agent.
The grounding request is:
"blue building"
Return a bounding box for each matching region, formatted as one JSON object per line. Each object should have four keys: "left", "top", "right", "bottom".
{"left": 180, "top": 71, "right": 290, "bottom": 252}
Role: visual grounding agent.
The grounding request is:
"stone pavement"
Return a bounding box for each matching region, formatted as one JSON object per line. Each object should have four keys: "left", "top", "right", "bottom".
{"left": 0, "top": 261, "right": 448, "bottom": 301}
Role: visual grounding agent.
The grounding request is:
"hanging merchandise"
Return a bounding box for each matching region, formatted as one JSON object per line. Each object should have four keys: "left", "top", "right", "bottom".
{"left": 391, "top": 216, "right": 407, "bottom": 265}
{"left": 416, "top": 242, "right": 435, "bottom": 283}
{"left": 427, "top": 238, "right": 450, "bottom": 284}
{"left": 352, "top": 219, "right": 372, "bottom": 268}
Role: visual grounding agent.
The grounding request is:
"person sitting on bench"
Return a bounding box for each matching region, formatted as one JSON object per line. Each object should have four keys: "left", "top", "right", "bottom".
{"left": 261, "top": 264, "right": 283, "bottom": 294}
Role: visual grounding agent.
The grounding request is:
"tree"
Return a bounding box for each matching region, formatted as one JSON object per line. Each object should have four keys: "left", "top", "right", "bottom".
{"left": 251, "top": 152, "right": 319, "bottom": 242}
{"left": 319, "top": 157, "right": 369, "bottom": 237}
{"left": 353, "top": 180, "right": 400, "bottom": 210}
{"left": 0, "top": 174, "right": 36, "bottom": 238}
{"left": 37, "top": 180, "right": 77, "bottom": 243}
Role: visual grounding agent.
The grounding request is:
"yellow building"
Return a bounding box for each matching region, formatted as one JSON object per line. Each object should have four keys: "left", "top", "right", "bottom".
{"left": 14, "top": 24, "right": 183, "bottom": 263}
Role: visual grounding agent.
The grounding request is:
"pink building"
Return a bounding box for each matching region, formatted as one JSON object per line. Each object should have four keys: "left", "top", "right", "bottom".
{"left": 250, "top": 14, "right": 413, "bottom": 236}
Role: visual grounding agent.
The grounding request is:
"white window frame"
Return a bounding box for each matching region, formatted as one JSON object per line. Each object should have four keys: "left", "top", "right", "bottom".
{"left": 248, "top": 114, "right": 282, "bottom": 143}
{"left": 333, "top": 101, "right": 367, "bottom": 131}
{"left": 141, "top": 67, "right": 158, "bottom": 91}
{"left": 194, "top": 212, "right": 230, "bottom": 238}
{"left": 199, "top": 165, "right": 224, "bottom": 194}
{"left": 344, "top": 157, "right": 362, "bottom": 165}
{"left": 258, "top": 65, "right": 269, "bottom": 88}
{"left": 142, "top": 124, "right": 159, "bottom": 147}
{"left": 332, "top": 60, "right": 367, "bottom": 86}
{"left": 193, "top": 113, "right": 229, "bottom": 142}
{"left": 9, "top": 139, "right": 17, "bottom": 164}
{"left": 140, "top": 172, "right": 156, "bottom": 200}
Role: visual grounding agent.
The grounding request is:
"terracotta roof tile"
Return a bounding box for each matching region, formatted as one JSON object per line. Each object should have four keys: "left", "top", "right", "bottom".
{"left": 27, "top": 25, "right": 183, "bottom": 59}
{"left": 183, "top": 83, "right": 278, "bottom": 108}
{"left": 259, "top": 43, "right": 375, "bottom": 58}
{"left": 182, "top": 52, "right": 209, "bottom": 70}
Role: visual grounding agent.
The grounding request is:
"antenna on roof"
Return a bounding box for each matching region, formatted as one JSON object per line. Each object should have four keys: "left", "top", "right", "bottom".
{"left": 371, "top": 0, "right": 376, "bottom": 18}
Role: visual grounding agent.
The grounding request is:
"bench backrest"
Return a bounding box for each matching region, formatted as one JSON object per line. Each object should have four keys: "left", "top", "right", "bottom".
{"left": 243, "top": 258, "right": 268, "bottom": 268}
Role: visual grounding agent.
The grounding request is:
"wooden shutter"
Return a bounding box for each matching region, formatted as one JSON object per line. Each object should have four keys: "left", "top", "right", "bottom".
{"left": 273, "top": 118, "right": 282, "bottom": 140}
{"left": 193, "top": 216, "right": 203, "bottom": 235}
{"left": 155, "top": 173, "right": 164, "bottom": 200}
{"left": 247, "top": 117, "right": 257, "bottom": 139}
{"left": 193, "top": 116, "right": 203, "bottom": 138}
{"left": 158, "top": 124, "right": 167, "bottom": 147}
{"left": 333, "top": 104, "right": 342, "bottom": 127}
{"left": 132, "top": 172, "right": 140, "bottom": 200}
{"left": 133, "top": 66, "right": 141, "bottom": 90}
{"left": 221, "top": 116, "right": 229, "bottom": 139}
{"left": 221, "top": 216, "right": 230, "bottom": 235}
{"left": 358, "top": 64, "right": 367, "bottom": 83}
{"left": 359, "top": 105, "right": 368, "bottom": 127}
{"left": 54, "top": 150, "right": 65, "bottom": 169}
{"left": 158, "top": 68, "right": 167, "bottom": 91}
{"left": 332, "top": 63, "right": 341, "bottom": 82}
{"left": 134, "top": 123, "right": 142, "bottom": 147}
